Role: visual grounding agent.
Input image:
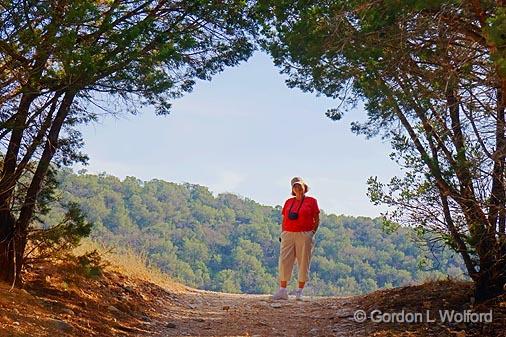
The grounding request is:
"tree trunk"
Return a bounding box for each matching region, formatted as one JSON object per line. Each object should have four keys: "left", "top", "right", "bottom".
{"left": 472, "top": 218, "right": 506, "bottom": 302}
{"left": 0, "top": 211, "right": 20, "bottom": 284}
{"left": 474, "top": 255, "right": 506, "bottom": 302}
{"left": 0, "top": 92, "right": 36, "bottom": 285}
{"left": 0, "top": 91, "right": 75, "bottom": 287}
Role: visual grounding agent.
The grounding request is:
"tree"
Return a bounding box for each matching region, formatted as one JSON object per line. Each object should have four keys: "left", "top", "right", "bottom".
{"left": 0, "top": 0, "right": 256, "bottom": 285}
{"left": 257, "top": 0, "right": 506, "bottom": 301}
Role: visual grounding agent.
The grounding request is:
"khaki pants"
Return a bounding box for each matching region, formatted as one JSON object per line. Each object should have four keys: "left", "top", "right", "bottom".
{"left": 278, "top": 230, "right": 315, "bottom": 283}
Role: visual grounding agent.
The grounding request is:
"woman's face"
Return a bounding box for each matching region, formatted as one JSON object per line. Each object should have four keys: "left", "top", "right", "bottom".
{"left": 292, "top": 183, "right": 304, "bottom": 196}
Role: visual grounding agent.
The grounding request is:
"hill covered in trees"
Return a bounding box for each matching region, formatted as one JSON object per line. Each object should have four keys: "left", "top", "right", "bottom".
{"left": 44, "top": 169, "right": 467, "bottom": 295}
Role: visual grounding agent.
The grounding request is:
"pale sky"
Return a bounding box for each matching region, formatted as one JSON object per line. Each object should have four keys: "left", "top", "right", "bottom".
{"left": 76, "top": 52, "right": 401, "bottom": 217}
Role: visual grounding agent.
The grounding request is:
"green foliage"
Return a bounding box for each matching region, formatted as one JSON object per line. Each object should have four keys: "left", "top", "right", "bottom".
{"left": 45, "top": 169, "right": 467, "bottom": 295}
{"left": 76, "top": 250, "right": 105, "bottom": 279}
{"left": 27, "top": 201, "right": 93, "bottom": 261}
{"left": 487, "top": 7, "right": 506, "bottom": 75}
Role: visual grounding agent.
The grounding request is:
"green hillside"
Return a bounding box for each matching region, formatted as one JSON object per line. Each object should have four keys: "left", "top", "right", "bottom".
{"left": 45, "top": 169, "right": 467, "bottom": 295}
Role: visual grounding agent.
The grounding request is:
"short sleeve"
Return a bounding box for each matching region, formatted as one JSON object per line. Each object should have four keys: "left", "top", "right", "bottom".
{"left": 282, "top": 199, "right": 288, "bottom": 216}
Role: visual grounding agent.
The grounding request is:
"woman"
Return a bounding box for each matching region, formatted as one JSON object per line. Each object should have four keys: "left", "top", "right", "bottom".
{"left": 272, "top": 176, "right": 320, "bottom": 300}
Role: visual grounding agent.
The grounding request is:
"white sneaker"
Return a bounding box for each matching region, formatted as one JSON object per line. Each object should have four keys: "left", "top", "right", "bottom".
{"left": 290, "top": 288, "right": 303, "bottom": 301}
{"left": 271, "top": 287, "right": 288, "bottom": 300}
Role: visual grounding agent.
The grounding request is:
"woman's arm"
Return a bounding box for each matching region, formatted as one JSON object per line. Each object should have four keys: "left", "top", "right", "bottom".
{"left": 312, "top": 198, "right": 320, "bottom": 233}
{"left": 313, "top": 214, "right": 320, "bottom": 233}
{"left": 279, "top": 214, "right": 284, "bottom": 242}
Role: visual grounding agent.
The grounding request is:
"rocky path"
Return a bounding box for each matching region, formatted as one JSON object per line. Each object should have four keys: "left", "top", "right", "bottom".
{"left": 150, "top": 290, "right": 373, "bottom": 337}
{"left": 143, "top": 280, "right": 505, "bottom": 337}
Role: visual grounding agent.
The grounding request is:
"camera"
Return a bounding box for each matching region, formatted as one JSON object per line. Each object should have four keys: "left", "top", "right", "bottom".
{"left": 287, "top": 196, "right": 305, "bottom": 220}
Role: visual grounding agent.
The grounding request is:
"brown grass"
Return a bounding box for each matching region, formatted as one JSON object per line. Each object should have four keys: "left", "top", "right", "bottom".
{"left": 72, "top": 239, "right": 188, "bottom": 293}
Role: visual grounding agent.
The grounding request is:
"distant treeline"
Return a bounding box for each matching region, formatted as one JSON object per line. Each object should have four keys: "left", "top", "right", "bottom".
{"left": 44, "top": 169, "right": 467, "bottom": 295}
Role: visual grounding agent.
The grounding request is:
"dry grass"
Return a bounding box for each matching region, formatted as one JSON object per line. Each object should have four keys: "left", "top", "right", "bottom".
{"left": 1, "top": 251, "right": 186, "bottom": 336}
{"left": 73, "top": 239, "right": 188, "bottom": 293}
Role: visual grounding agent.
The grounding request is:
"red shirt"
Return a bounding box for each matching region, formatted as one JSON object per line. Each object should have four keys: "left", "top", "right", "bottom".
{"left": 282, "top": 196, "right": 320, "bottom": 232}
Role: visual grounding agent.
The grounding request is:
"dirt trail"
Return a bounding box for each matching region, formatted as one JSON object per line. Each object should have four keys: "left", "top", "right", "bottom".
{"left": 2, "top": 262, "right": 504, "bottom": 337}
{"left": 151, "top": 289, "right": 365, "bottom": 337}
{"left": 145, "top": 281, "right": 505, "bottom": 337}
